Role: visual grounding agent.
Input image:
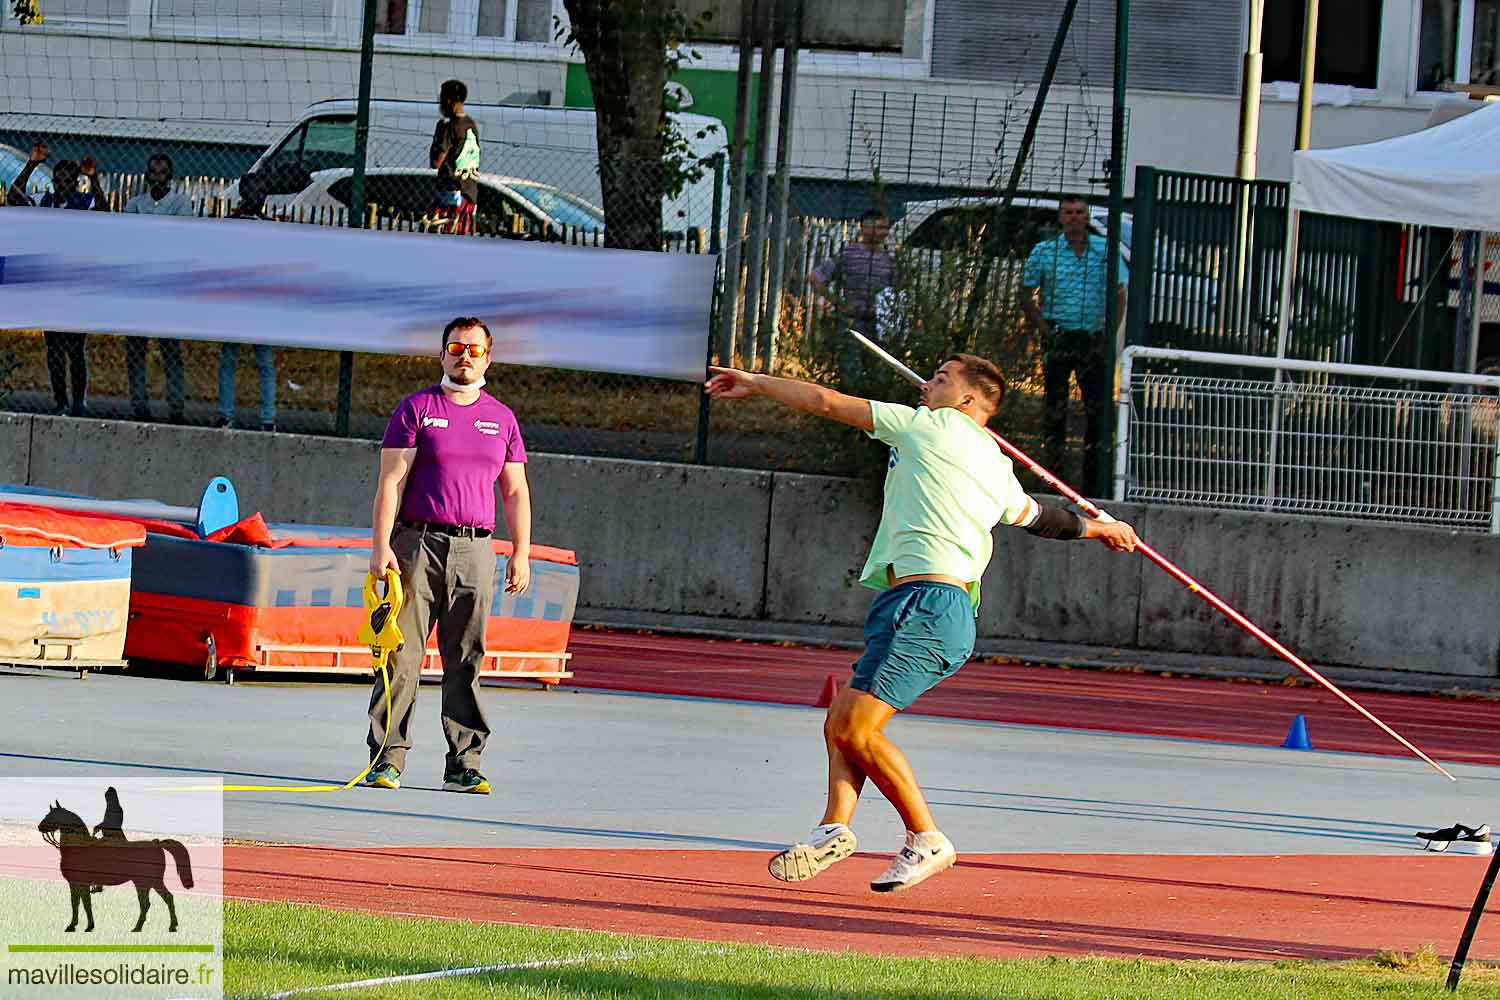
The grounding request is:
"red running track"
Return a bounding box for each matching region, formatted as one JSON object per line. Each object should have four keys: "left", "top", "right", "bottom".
{"left": 563, "top": 630, "right": 1500, "bottom": 767}
{"left": 224, "top": 846, "right": 1500, "bottom": 961}
{"left": 231, "top": 632, "right": 1500, "bottom": 962}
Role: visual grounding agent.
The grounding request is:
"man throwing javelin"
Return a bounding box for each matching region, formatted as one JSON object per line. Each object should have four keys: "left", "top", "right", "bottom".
{"left": 705, "top": 355, "right": 1138, "bottom": 892}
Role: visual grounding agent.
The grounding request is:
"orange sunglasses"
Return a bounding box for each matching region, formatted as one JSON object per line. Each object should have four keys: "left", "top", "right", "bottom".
{"left": 444, "top": 342, "right": 488, "bottom": 358}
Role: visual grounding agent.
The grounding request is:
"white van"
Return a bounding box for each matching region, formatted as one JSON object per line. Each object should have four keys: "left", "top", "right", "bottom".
{"left": 242, "top": 98, "right": 727, "bottom": 238}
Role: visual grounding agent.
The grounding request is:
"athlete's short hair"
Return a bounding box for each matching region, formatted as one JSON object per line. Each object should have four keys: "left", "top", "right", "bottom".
{"left": 945, "top": 353, "right": 1005, "bottom": 413}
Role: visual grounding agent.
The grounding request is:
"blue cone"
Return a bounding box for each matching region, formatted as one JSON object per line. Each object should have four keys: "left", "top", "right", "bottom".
{"left": 1281, "top": 714, "right": 1312, "bottom": 750}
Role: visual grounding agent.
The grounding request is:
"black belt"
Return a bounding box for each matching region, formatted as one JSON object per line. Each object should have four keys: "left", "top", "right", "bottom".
{"left": 399, "top": 520, "right": 491, "bottom": 538}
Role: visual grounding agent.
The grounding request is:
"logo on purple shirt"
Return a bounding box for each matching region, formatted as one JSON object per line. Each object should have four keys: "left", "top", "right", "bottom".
{"left": 381, "top": 386, "right": 527, "bottom": 531}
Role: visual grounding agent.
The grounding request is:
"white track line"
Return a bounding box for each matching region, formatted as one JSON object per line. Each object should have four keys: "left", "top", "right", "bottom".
{"left": 264, "top": 953, "right": 625, "bottom": 998}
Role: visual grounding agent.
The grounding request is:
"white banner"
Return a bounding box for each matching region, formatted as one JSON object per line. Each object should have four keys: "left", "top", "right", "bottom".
{"left": 0, "top": 209, "right": 716, "bottom": 381}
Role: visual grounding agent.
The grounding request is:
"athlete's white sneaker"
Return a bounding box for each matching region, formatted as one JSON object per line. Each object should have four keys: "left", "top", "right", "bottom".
{"left": 870, "top": 830, "right": 957, "bottom": 893}
{"left": 768, "top": 823, "right": 857, "bottom": 882}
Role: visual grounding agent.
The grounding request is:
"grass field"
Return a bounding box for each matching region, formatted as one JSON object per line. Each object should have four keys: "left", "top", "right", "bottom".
{"left": 225, "top": 900, "right": 1500, "bottom": 1000}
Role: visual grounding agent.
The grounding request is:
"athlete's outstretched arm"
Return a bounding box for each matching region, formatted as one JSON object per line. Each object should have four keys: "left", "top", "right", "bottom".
{"left": 705, "top": 367, "right": 874, "bottom": 432}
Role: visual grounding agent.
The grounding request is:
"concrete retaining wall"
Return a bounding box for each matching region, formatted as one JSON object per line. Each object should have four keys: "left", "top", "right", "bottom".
{"left": 11, "top": 413, "right": 1500, "bottom": 678}
{"left": 0, "top": 414, "right": 30, "bottom": 485}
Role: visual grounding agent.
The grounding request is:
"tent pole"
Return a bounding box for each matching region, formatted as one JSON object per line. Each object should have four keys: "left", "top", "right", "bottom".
{"left": 1264, "top": 181, "right": 1300, "bottom": 511}
{"left": 1468, "top": 232, "right": 1486, "bottom": 373}
{"left": 1231, "top": 0, "right": 1266, "bottom": 327}
{"left": 1294, "top": 0, "right": 1319, "bottom": 151}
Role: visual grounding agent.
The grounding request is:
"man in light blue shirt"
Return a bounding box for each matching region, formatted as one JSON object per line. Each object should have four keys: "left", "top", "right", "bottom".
{"left": 122, "top": 153, "right": 193, "bottom": 424}
{"left": 1021, "top": 195, "right": 1127, "bottom": 491}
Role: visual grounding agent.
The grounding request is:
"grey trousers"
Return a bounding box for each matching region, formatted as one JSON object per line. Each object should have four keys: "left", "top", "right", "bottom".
{"left": 367, "top": 524, "right": 495, "bottom": 773}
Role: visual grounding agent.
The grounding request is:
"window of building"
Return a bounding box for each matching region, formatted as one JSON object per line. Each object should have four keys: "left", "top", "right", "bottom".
{"left": 1419, "top": 0, "right": 1500, "bottom": 91}
{"left": 379, "top": 0, "right": 553, "bottom": 42}
{"left": 24, "top": 0, "right": 128, "bottom": 26}
{"left": 1262, "top": 0, "right": 1383, "bottom": 89}
{"left": 153, "top": 1, "right": 336, "bottom": 39}
{"left": 931, "top": 0, "right": 1241, "bottom": 96}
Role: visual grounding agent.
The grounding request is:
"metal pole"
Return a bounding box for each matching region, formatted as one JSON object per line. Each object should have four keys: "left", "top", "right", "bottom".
{"left": 1113, "top": 344, "right": 1136, "bottom": 501}
{"left": 741, "top": 0, "right": 777, "bottom": 370}
{"left": 1231, "top": 0, "right": 1266, "bottom": 344}
{"left": 337, "top": 0, "right": 378, "bottom": 438}
{"left": 694, "top": 154, "right": 727, "bottom": 466}
{"left": 1294, "top": 0, "right": 1320, "bottom": 151}
{"left": 718, "top": 0, "right": 756, "bottom": 366}
{"left": 1236, "top": 0, "right": 1265, "bottom": 182}
{"left": 1469, "top": 232, "right": 1486, "bottom": 373}
{"left": 1265, "top": 208, "right": 1298, "bottom": 510}
{"left": 1448, "top": 846, "right": 1500, "bottom": 989}
{"left": 959, "top": 0, "right": 1081, "bottom": 340}
{"left": 1267, "top": 0, "right": 1321, "bottom": 492}
{"left": 1462, "top": 233, "right": 1485, "bottom": 518}
{"left": 1490, "top": 409, "right": 1500, "bottom": 534}
{"left": 1100, "top": 0, "right": 1129, "bottom": 498}
{"left": 759, "top": 0, "right": 801, "bottom": 373}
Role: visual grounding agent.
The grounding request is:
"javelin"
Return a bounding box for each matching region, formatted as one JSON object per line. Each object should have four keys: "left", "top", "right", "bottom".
{"left": 850, "top": 329, "right": 1455, "bottom": 782}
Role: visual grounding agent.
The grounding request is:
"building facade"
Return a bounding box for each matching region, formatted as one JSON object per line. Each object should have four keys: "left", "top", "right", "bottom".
{"left": 0, "top": 0, "right": 1486, "bottom": 194}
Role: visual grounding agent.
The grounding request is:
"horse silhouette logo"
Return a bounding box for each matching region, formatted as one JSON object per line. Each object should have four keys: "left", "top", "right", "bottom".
{"left": 37, "top": 787, "right": 195, "bottom": 933}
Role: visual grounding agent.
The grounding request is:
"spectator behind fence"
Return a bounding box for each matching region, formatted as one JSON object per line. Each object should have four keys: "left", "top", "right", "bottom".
{"left": 810, "top": 209, "right": 896, "bottom": 389}
{"left": 1021, "top": 194, "right": 1128, "bottom": 493}
{"left": 217, "top": 171, "right": 278, "bottom": 432}
{"left": 14, "top": 144, "right": 111, "bottom": 417}
{"left": 122, "top": 153, "right": 192, "bottom": 424}
{"left": 427, "top": 79, "right": 480, "bottom": 235}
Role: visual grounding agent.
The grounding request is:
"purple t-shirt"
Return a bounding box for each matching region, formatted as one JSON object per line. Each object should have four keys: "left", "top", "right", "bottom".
{"left": 381, "top": 386, "right": 527, "bottom": 531}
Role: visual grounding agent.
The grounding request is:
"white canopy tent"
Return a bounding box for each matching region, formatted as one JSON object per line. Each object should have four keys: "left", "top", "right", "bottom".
{"left": 1291, "top": 102, "right": 1500, "bottom": 231}
{"left": 1278, "top": 101, "right": 1500, "bottom": 368}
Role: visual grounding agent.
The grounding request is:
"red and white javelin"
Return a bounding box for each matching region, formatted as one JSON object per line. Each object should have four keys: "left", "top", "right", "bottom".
{"left": 850, "top": 329, "right": 1455, "bottom": 782}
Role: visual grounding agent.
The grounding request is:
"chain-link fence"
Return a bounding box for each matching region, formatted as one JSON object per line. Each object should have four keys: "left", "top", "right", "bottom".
{"left": 0, "top": 1, "right": 1130, "bottom": 483}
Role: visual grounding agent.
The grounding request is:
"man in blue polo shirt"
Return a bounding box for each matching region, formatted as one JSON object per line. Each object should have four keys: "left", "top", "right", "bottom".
{"left": 1022, "top": 195, "right": 1127, "bottom": 491}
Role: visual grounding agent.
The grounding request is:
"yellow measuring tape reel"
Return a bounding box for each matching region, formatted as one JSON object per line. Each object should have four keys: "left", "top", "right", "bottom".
{"left": 169, "top": 570, "right": 404, "bottom": 793}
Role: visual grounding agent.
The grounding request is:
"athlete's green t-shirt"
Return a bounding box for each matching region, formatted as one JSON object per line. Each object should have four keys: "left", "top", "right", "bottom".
{"left": 857, "top": 401, "right": 1033, "bottom": 609}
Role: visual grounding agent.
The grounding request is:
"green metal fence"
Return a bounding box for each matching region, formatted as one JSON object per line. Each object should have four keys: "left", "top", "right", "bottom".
{"left": 1125, "top": 166, "right": 1456, "bottom": 372}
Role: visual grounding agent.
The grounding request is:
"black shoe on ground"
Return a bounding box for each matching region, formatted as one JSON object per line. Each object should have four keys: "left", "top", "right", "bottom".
{"left": 1417, "top": 822, "right": 1492, "bottom": 854}
{"left": 261, "top": 421, "right": 276, "bottom": 432}
{"left": 212, "top": 415, "right": 230, "bottom": 429}
{"left": 443, "top": 768, "right": 491, "bottom": 794}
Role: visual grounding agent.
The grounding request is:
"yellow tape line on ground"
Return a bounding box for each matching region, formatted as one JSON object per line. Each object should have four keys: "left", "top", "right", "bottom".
{"left": 167, "top": 571, "right": 404, "bottom": 793}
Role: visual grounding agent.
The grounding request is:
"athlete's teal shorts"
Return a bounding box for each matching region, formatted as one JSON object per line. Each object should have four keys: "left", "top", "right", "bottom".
{"left": 850, "top": 581, "right": 976, "bottom": 710}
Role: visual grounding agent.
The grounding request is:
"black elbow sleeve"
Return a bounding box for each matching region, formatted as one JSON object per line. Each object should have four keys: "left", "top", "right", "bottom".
{"left": 1024, "top": 507, "right": 1085, "bottom": 540}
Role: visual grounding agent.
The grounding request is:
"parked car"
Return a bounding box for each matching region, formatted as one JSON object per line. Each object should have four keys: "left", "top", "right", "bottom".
{"left": 238, "top": 98, "right": 725, "bottom": 237}
{"left": 0, "top": 141, "right": 53, "bottom": 204}
{"left": 251, "top": 167, "right": 606, "bottom": 241}
{"left": 894, "top": 196, "right": 1234, "bottom": 333}
{"left": 894, "top": 196, "right": 1125, "bottom": 260}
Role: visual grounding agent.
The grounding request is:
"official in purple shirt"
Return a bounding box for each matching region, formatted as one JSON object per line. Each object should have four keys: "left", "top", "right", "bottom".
{"left": 364, "top": 316, "right": 532, "bottom": 795}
